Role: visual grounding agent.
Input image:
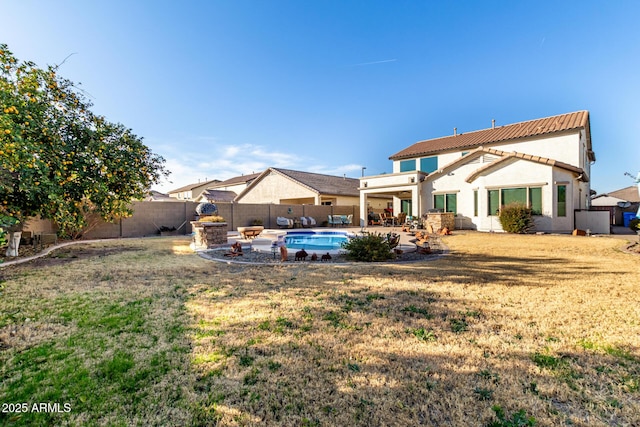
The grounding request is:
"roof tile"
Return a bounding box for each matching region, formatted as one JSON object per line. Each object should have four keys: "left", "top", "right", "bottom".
{"left": 390, "top": 111, "right": 590, "bottom": 160}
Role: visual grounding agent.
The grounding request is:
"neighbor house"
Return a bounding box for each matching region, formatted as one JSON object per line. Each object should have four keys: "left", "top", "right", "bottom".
{"left": 235, "top": 167, "right": 365, "bottom": 206}
{"left": 591, "top": 185, "right": 640, "bottom": 226}
{"left": 208, "top": 172, "right": 261, "bottom": 194}
{"left": 168, "top": 179, "right": 221, "bottom": 201}
{"left": 359, "top": 111, "right": 595, "bottom": 232}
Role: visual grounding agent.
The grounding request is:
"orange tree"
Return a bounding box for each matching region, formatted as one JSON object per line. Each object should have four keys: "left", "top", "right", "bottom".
{"left": 0, "top": 44, "right": 168, "bottom": 251}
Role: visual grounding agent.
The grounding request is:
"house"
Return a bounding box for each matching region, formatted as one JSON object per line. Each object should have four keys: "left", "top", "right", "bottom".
{"left": 145, "top": 190, "right": 176, "bottom": 201}
{"left": 235, "top": 167, "right": 364, "bottom": 206}
{"left": 591, "top": 185, "right": 640, "bottom": 225}
{"left": 208, "top": 172, "right": 261, "bottom": 194}
{"left": 195, "top": 189, "right": 238, "bottom": 204}
{"left": 359, "top": 111, "right": 595, "bottom": 233}
{"left": 168, "top": 179, "right": 221, "bottom": 201}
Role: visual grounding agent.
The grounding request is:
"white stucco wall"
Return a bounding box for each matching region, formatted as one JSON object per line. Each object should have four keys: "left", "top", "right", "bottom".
{"left": 392, "top": 130, "right": 586, "bottom": 177}
{"left": 422, "top": 158, "right": 580, "bottom": 232}
{"left": 237, "top": 172, "right": 318, "bottom": 204}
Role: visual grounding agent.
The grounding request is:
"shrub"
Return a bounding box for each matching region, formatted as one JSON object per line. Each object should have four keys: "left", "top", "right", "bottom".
{"left": 498, "top": 203, "right": 534, "bottom": 234}
{"left": 250, "top": 218, "right": 264, "bottom": 226}
{"left": 629, "top": 218, "right": 640, "bottom": 232}
{"left": 341, "top": 233, "right": 396, "bottom": 262}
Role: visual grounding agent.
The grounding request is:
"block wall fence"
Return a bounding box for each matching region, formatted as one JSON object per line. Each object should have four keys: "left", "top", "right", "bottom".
{"left": 23, "top": 201, "right": 361, "bottom": 239}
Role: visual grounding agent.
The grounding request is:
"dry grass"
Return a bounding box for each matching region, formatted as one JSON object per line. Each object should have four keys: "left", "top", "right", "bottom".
{"left": 0, "top": 234, "right": 639, "bottom": 426}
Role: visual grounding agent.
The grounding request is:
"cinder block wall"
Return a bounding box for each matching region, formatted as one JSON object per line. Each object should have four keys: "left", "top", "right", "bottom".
{"left": 22, "top": 201, "right": 360, "bottom": 240}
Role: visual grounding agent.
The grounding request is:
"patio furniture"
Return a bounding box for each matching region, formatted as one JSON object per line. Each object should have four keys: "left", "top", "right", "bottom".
{"left": 328, "top": 215, "right": 343, "bottom": 227}
{"left": 342, "top": 214, "right": 353, "bottom": 226}
{"left": 237, "top": 226, "right": 264, "bottom": 239}
{"left": 277, "top": 217, "right": 294, "bottom": 228}
{"left": 306, "top": 216, "right": 317, "bottom": 226}
{"left": 397, "top": 212, "right": 407, "bottom": 225}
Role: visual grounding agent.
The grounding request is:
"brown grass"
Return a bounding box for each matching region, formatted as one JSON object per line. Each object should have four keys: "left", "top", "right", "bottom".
{"left": 1, "top": 234, "right": 638, "bottom": 426}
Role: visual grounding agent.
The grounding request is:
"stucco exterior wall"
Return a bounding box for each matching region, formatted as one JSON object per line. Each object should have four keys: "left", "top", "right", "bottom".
{"left": 392, "top": 131, "right": 585, "bottom": 176}
{"left": 237, "top": 173, "right": 318, "bottom": 204}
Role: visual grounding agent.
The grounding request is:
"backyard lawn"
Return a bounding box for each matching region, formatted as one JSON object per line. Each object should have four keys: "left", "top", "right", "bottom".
{"left": 0, "top": 233, "right": 638, "bottom": 426}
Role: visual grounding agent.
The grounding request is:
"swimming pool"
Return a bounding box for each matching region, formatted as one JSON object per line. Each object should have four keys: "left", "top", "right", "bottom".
{"left": 284, "top": 230, "right": 351, "bottom": 251}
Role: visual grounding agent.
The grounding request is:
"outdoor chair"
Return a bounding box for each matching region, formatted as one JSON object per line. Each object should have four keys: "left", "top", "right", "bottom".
{"left": 277, "top": 217, "right": 294, "bottom": 228}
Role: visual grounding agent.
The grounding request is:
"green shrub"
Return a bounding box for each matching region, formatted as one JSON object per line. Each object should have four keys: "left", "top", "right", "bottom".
{"left": 486, "top": 405, "right": 537, "bottom": 427}
{"left": 341, "top": 233, "right": 395, "bottom": 262}
{"left": 498, "top": 203, "right": 534, "bottom": 234}
{"left": 629, "top": 218, "right": 640, "bottom": 232}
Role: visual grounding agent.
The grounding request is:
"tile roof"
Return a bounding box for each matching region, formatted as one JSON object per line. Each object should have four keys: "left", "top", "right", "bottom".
{"left": 390, "top": 111, "right": 591, "bottom": 160}
{"left": 608, "top": 186, "right": 640, "bottom": 203}
{"left": 211, "top": 172, "right": 262, "bottom": 188}
{"left": 168, "top": 179, "right": 221, "bottom": 194}
{"left": 199, "top": 189, "right": 237, "bottom": 202}
{"left": 272, "top": 168, "right": 360, "bottom": 196}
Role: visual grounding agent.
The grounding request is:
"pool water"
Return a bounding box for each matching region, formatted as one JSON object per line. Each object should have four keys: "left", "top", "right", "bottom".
{"left": 285, "top": 232, "right": 349, "bottom": 250}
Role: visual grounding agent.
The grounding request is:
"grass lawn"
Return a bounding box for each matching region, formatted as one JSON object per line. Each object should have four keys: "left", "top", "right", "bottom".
{"left": 0, "top": 233, "right": 638, "bottom": 426}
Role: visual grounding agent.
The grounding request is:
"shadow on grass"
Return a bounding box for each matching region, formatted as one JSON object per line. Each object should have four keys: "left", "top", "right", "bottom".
{"left": 186, "top": 261, "right": 640, "bottom": 426}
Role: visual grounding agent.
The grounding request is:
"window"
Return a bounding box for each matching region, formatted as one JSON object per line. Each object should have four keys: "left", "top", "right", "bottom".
{"left": 557, "top": 185, "right": 566, "bottom": 217}
{"left": 434, "top": 193, "right": 457, "bottom": 214}
{"left": 529, "top": 187, "right": 542, "bottom": 215}
{"left": 488, "top": 186, "right": 542, "bottom": 216}
{"left": 419, "top": 156, "right": 438, "bottom": 173}
{"left": 473, "top": 190, "right": 478, "bottom": 217}
{"left": 488, "top": 189, "right": 499, "bottom": 216}
{"left": 400, "top": 159, "right": 416, "bottom": 172}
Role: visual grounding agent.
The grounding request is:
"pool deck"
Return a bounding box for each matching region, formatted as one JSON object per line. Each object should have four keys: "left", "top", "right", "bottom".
{"left": 230, "top": 225, "right": 421, "bottom": 254}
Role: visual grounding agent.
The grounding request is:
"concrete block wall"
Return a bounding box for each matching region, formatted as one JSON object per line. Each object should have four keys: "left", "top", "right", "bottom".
{"left": 21, "top": 201, "right": 360, "bottom": 240}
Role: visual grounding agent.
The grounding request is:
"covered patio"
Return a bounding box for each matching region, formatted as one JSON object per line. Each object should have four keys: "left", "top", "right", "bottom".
{"left": 358, "top": 171, "right": 427, "bottom": 227}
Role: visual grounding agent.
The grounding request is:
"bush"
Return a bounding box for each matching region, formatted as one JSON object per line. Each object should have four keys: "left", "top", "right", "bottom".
{"left": 341, "top": 233, "right": 396, "bottom": 262}
{"left": 629, "top": 218, "right": 640, "bottom": 232}
{"left": 250, "top": 218, "right": 264, "bottom": 226}
{"left": 498, "top": 203, "right": 534, "bottom": 234}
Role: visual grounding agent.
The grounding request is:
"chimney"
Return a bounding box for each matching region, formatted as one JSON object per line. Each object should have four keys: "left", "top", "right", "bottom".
{"left": 492, "top": 119, "right": 496, "bottom": 129}
{"left": 454, "top": 127, "right": 457, "bottom": 136}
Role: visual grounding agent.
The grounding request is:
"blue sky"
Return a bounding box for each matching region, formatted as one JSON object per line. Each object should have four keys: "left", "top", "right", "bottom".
{"left": 3, "top": 1, "right": 639, "bottom": 194}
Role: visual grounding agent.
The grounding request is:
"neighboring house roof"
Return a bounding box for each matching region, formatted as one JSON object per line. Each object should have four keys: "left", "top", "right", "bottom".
{"left": 198, "top": 189, "right": 237, "bottom": 203}
{"left": 145, "top": 190, "right": 176, "bottom": 201}
{"left": 272, "top": 168, "right": 360, "bottom": 196}
{"left": 210, "top": 172, "right": 261, "bottom": 188}
{"left": 168, "top": 179, "right": 221, "bottom": 194}
{"left": 604, "top": 186, "right": 640, "bottom": 203}
{"left": 235, "top": 167, "right": 360, "bottom": 200}
{"left": 390, "top": 111, "right": 593, "bottom": 161}
{"left": 591, "top": 195, "right": 627, "bottom": 207}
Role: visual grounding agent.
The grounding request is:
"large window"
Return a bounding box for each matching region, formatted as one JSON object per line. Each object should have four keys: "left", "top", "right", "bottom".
{"left": 557, "top": 185, "right": 567, "bottom": 217}
{"left": 434, "top": 193, "right": 457, "bottom": 214}
{"left": 488, "top": 189, "right": 499, "bottom": 216}
{"left": 488, "top": 186, "right": 542, "bottom": 215}
{"left": 400, "top": 159, "right": 416, "bottom": 172}
{"left": 420, "top": 156, "right": 438, "bottom": 173}
{"left": 400, "top": 157, "right": 438, "bottom": 173}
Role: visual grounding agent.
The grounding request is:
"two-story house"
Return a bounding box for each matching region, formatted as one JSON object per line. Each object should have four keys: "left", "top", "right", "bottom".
{"left": 359, "top": 111, "right": 595, "bottom": 232}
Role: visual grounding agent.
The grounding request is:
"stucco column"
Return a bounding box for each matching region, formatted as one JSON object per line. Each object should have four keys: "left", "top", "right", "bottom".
{"left": 412, "top": 187, "right": 420, "bottom": 218}
{"left": 360, "top": 191, "right": 368, "bottom": 228}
